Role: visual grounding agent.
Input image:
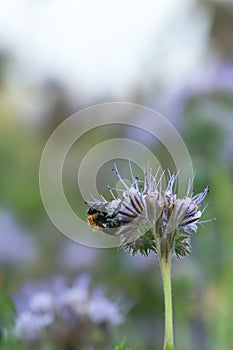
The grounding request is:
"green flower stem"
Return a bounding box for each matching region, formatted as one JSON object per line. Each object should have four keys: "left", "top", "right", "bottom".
{"left": 160, "top": 255, "right": 174, "bottom": 350}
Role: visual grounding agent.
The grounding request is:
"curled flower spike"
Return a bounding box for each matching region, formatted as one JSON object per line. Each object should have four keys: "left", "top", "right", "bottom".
{"left": 86, "top": 164, "right": 212, "bottom": 259}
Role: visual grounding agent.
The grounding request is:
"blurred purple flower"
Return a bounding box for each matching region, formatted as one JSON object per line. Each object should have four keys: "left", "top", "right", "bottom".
{"left": 14, "top": 276, "right": 66, "bottom": 313}
{"left": 15, "top": 312, "right": 54, "bottom": 342}
{"left": 176, "top": 62, "right": 233, "bottom": 162}
{"left": 170, "top": 62, "right": 233, "bottom": 104}
{"left": 0, "top": 210, "right": 37, "bottom": 265}
{"left": 13, "top": 274, "right": 124, "bottom": 349}
{"left": 89, "top": 290, "right": 123, "bottom": 326}
{"left": 57, "top": 240, "right": 99, "bottom": 270}
{"left": 150, "top": 62, "right": 233, "bottom": 126}
{"left": 198, "top": 62, "right": 233, "bottom": 93}
{"left": 29, "top": 292, "right": 54, "bottom": 314}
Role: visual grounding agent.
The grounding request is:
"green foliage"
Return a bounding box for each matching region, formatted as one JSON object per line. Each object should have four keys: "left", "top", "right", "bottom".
{"left": 0, "top": 289, "right": 29, "bottom": 350}
{"left": 0, "top": 337, "right": 29, "bottom": 350}
{"left": 174, "top": 233, "right": 191, "bottom": 258}
{"left": 0, "top": 289, "right": 16, "bottom": 336}
{"left": 114, "top": 337, "right": 131, "bottom": 350}
{"left": 124, "top": 230, "right": 157, "bottom": 257}
{"left": 0, "top": 124, "right": 43, "bottom": 224}
{"left": 183, "top": 94, "right": 226, "bottom": 157}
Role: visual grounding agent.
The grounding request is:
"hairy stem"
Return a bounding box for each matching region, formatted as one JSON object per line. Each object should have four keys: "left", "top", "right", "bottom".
{"left": 160, "top": 254, "right": 174, "bottom": 350}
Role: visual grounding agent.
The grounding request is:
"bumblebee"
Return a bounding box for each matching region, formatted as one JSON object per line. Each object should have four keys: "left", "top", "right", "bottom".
{"left": 87, "top": 195, "right": 140, "bottom": 233}
{"left": 87, "top": 204, "right": 124, "bottom": 231}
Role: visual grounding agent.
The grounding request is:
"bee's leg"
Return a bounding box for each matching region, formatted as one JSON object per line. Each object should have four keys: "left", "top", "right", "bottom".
{"left": 107, "top": 210, "right": 120, "bottom": 219}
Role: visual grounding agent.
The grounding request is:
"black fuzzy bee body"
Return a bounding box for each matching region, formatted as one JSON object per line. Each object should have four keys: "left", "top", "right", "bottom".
{"left": 87, "top": 204, "right": 129, "bottom": 231}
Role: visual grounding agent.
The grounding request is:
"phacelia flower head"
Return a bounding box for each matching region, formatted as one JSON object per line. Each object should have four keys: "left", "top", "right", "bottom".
{"left": 13, "top": 275, "right": 123, "bottom": 349}
{"left": 87, "top": 163, "right": 212, "bottom": 259}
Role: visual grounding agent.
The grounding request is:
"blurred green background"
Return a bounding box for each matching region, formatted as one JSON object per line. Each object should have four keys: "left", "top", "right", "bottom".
{"left": 0, "top": 0, "right": 233, "bottom": 349}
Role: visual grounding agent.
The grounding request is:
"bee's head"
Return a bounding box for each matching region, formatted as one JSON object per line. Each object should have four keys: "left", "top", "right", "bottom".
{"left": 87, "top": 206, "right": 100, "bottom": 215}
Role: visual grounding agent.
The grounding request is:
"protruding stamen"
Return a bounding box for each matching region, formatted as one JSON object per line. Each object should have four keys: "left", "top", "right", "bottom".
{"left": 107, "top": 185, "right": 117, "bottom": 200}
{"left": 186, "top": 172, "right": 195, "bottom": 197}
{"left": 129, "top": 160, "right": 135, "bottom": 183}
{"left": 113, "top": 163, "right": 130, "bottom": 190}
{"left": 192, "top": 186, "right": 209, "bottom": 204}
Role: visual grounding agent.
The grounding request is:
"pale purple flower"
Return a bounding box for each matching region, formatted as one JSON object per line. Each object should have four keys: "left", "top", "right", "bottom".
{"left": 196, "top": 63, "right": 233, "bottom": 93}
{"left": 89, "top": 291, "right": 123, "bottom": 326}
{"left": 86, "top": 164, "right": 212, "bottom": 258}
{"left": 59, "top": 286, "right": 89, "bottom": 316}
{"left": 0, "top": 210, "right": 37, "bottom": 265}
{"left": 13, "top": 274, "right": 124, "bottom": 348}
{"left": 29, "top": 292, "right": 54, "bottom": 314}
{"left": 15, "top": 312, "right": 54, "bottom": 342}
